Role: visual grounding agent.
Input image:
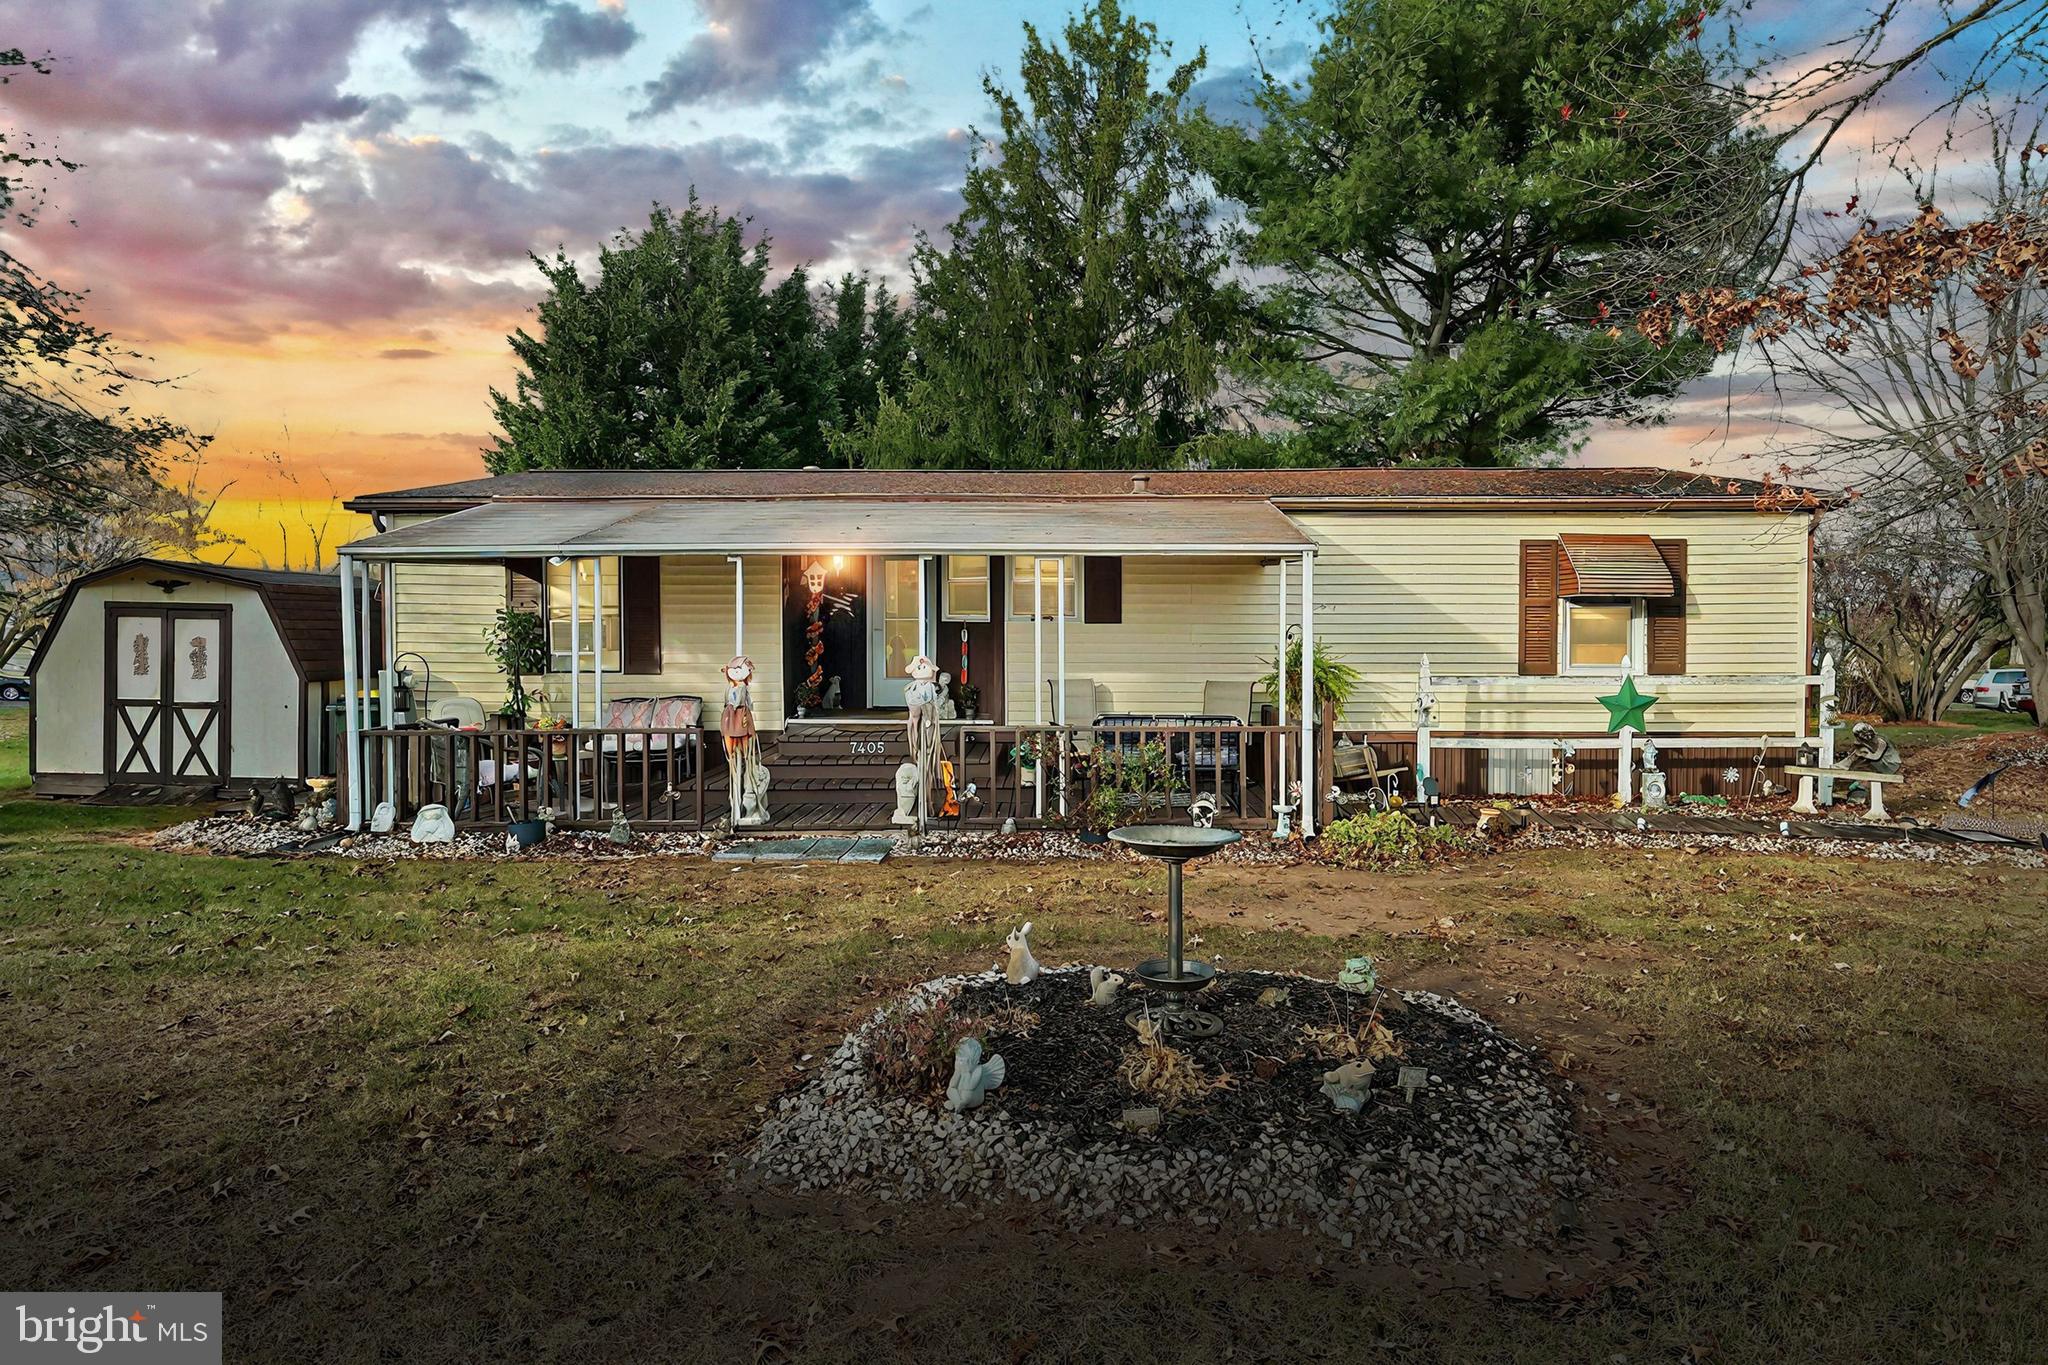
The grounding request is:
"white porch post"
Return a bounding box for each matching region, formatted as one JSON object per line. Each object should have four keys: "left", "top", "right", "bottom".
{"left": 1033, "top": 557, "right": 1044, "bottom": 819}
{"left": 339, "top": 554, "right": 364, "bottom": 830}
{"left": 378, "top": 563, "right": 397, "bottom": 808}
{"left": 918, "top": 555, "right": 931, "bottom": 659}
{"left": 568, "top": 558, "right": 582, "bottom": 728}
{"left": 1055, "top": 554, "right": 1068, "bottom": 817}
{"left": 1299, "top": 549, "right": 1316, "bottom": 838}
{"left": 1276, "top": 558, "right": 1288, "bottom": 805}
{"left": 592, "top": 555, "right": 605, "bottom": 726}
{"left": 727, "top": 556, "right": 744, "bottom": 656}
{"left": 1617, "top": 726, "right": 1636, "bottom": 805}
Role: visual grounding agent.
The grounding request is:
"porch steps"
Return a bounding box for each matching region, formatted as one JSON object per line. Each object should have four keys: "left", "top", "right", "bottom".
{"left": 776, "top": 727, "right": 911, "bottom": 762}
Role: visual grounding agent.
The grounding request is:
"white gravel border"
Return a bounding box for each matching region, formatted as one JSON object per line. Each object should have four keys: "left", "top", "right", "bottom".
{"left": 746, "top": 967, "right": 1597, "bottom": 1261}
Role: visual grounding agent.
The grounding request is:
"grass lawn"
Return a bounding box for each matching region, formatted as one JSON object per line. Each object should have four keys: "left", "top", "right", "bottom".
{"left": 0, "top": 702, "right": 27, "bottom": 794}
{"left": 1, "top": 799, "right": 2043, "bottom": 1363}
{"left": 1881, "top": 702, "right": 2037, "bottom": 755}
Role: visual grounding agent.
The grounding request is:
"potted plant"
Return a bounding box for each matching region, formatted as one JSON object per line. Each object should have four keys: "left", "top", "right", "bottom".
{"left": 957, "top": 681, "right": 981, "bottom": 722}
{"left": 508, "top": 804, "right": 553, "bottom": 849}
{"left": 483, "top": 608, "right": 548, "bottom": 729}
{"left": 1257, "top": 639, "right": 1362, "bottom": 720}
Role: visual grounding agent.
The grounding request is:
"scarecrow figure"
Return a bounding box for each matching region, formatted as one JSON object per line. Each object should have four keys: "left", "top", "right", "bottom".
{"left": 905, "top": 653, "right": 943, "bottom": 821}
{"left": 721, "top": 655, "right": 771, "bottom": 826}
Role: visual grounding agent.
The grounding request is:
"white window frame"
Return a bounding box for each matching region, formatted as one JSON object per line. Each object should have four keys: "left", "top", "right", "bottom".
{"left": 545, "top": 555, "right": 622, "bottom": 674}
{"left": 1007, "top": 554, "right": 1082, "bottom": 621}
{"left": 943, "top": 555, "right": 992, "bottom": 622}
{"left": 1558, "top": 596, "right": 1645, "bottom": 675}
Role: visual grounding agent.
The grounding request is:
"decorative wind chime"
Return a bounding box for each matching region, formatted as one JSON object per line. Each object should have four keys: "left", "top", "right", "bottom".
{"left": 798, "top": 560, "right": 827, "bottom": 715}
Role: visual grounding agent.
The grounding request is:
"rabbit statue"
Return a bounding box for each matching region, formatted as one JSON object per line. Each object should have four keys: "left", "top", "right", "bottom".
{"left": 1004, "top": 922, "right": 1041, "bottom": 985}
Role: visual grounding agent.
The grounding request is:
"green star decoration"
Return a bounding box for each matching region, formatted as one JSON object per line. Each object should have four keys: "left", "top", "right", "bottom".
{"left": 1597, "top": 675, "right": 1657, "bottom": 732}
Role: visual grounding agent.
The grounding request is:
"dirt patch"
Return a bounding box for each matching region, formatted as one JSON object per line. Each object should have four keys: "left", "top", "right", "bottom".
{"left": 1891, "top": 730, "right": 2048, "bottom": 820}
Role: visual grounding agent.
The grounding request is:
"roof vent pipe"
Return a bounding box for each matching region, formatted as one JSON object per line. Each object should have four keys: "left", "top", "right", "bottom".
{"left": 1130, "top": 473, "right": 1150, "bottom": 493}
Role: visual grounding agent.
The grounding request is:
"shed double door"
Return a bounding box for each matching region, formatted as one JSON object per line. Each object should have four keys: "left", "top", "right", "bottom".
{"left": 106, "top": 605, "right": 230, "bottom": 782}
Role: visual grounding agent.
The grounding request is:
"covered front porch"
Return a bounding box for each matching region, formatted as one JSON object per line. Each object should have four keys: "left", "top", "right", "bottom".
{"left": 335, "top": 494, "right": 1323, "bottom": 835}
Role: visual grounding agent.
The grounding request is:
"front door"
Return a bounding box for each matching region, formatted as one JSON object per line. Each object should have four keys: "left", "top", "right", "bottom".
{"left": 106, "top": 605, "right": 229, "bottom": 782}
{"left": 869, "top": 557, "right": 930, "bottom": 707}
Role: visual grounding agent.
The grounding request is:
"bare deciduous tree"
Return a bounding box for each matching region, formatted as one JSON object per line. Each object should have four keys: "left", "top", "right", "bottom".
{"left": 1816, "top": 515, "right": 2009, "bottom": 721}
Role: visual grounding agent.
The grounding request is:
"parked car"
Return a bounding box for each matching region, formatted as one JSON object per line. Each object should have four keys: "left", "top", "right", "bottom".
{"left": 0, "top": 675, "right": 27, "bottom": 702}
{"left": 2015, "top": 679, "right": 2035, "bottom": 719}
{"left": 1963, "top": 668, "right": 2029, "bottom": 709}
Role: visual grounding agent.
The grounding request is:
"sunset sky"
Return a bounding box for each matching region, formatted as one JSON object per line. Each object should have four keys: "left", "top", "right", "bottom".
{"left": 0, "top": 0, "right": 1999, "bottom": 567}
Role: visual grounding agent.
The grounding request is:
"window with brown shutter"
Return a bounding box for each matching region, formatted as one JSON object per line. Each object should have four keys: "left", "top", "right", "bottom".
{"left": 1518, "top": 540, "right": 1559, "bottom": 675}
{"left": 505, "top": 559, "right": 542, "bottom": 613}
{"left": 1646, "top": 539, "right": 1687, "bottom": 674}
{"left": 1083, "top": 555, "right": 1121, "bottom": 624}
{"left": 621, "top": 557, "right": 662, "bottom": 675}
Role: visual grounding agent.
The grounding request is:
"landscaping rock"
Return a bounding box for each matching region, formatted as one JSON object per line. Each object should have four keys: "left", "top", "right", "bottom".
{"left": 746, "top": 967, "right": 1595, "bottom": 1262}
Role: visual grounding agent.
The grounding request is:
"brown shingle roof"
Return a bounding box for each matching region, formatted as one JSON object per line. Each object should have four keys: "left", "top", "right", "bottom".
{"left": 346, "top": 465, "right": 1816, "bottom": 512}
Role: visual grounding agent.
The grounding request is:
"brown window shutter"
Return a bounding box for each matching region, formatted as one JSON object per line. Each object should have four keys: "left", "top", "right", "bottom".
{"left": 505, "top": 558, "right": 543, "bottom": 614}
{"left": 1082, "top": 556, "right": 1121, "bottom": 624}
{"left": 1518, "top": 540, "right": 1559, "bottom": 675}
{"left": 1646, "top": 539, "right": 1688, "bottom": 675}
{"left": 622, "top": 557, "right": 662, "bottom": 675}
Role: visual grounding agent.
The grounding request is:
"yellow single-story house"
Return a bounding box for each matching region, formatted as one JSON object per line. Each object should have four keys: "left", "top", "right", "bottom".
{"left": 332, "top": 467, "right": 1823, "bottom": 833}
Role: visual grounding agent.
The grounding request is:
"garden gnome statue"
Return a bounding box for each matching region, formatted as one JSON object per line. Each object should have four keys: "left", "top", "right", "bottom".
{"left": 721, "top": 656, "right": 771, "bottom": 827}
{"left": 409, "top": 803, "right": 455, "bottom": 844}
{"left": 1320, "top": 1060, "right": 1376, "bottom": 1114}
{"left": 1089, "top": 967, "right": 1125, "bottom": 1007}
{"left": 1847, "top": 721, "right": 1903, "bottom": 775}
{"left": 1639, "top": 738, "right": 1668, "bottom": 808}
{"left": 944, "top": 1038, "right": 1006, "bottom": 1112}
{"left": 890, "top": 761, "right": 921, "bottom": 825}
{"left": 1005, "top": 922, "right": 1041, "bottom": 984}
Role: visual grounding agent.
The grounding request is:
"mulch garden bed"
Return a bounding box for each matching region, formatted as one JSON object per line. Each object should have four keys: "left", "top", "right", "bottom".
{"left": 747, "top": 967, "right": 1596, "bottom": 1261}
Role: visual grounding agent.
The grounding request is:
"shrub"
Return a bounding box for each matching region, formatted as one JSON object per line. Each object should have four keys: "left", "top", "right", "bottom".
{"left": 865, "top": 994, "right": 983, "bottom": 1102}
{"left": 1320, "top": 811, "right": 1470, "bottom": 869}
{"left": 1118, "top": 1018, "right": 1233, "bottom": 1108}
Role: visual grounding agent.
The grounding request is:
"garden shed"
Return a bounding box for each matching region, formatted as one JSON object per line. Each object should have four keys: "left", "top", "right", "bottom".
{"left": 28, "top": 558, "right": 363, "bottom": 796}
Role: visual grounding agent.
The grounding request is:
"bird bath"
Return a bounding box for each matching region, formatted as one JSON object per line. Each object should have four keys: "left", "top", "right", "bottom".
{"left": 1109, "top": 824, "right": 1242, "bottom": 1037}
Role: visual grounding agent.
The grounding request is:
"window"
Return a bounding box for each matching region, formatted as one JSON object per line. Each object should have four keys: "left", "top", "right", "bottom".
{"left": 1560, "top": 598, "right": 1643, "bottom": 673}
{"left": 944, "top": 555, "right": 991, "bottom": 621}
{"left": 545, "top": 556, "right": 622, "bottom": 673}
{"left": 1010, "top": 555, "right": 1079, "bottom": 619}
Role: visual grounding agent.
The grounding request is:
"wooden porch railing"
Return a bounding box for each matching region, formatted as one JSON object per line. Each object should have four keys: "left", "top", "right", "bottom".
{"left": 351, "top": 720, "right": 1302, "bottom": 833}
{"left": 357, "top": 725, "right": 708, "bottom": 830}
{"left": 948, "top": 722, "right": 1301, "bottom": 830}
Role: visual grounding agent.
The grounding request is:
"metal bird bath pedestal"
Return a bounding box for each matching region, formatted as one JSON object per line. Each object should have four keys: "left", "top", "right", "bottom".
{"left": 1110, "top": 824, "right": 1242, "bottom": 1038}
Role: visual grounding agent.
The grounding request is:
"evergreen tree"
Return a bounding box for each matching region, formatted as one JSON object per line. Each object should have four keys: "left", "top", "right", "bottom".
{"left": 486, "top": 196, "right": 833, "bottom": 472}
{"left": 903, "top": 0, "right": 1249, "bottom": 468}
{"left": 1198, "top": 0, "right": 1773, "bottom": 466}
{"left": 820, "top": 272, "right": 914, "bottom": 445}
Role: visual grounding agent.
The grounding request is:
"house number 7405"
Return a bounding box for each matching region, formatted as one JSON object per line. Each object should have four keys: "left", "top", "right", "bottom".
{"left": 849, "top": 740, "right": 887, "bottom": 756}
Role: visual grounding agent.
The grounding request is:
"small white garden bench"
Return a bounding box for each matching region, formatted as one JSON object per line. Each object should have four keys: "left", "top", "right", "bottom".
{"left": 1785, "top": 765, "right": 1903, "bottom": 821}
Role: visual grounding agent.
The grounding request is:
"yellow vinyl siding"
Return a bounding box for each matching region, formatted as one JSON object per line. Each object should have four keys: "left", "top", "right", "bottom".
{"left": 1004, "top": 556, "right": 1277, "bottom": 719}
{"left": 1294, "top": 509, "right": 1809, "bottom": 734}
{"left": 385, "top": 520, "right": 786, "bottom": 730}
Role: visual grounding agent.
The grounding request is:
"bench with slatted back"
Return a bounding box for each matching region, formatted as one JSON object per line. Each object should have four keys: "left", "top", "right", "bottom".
{"left": 1330, "top": 741, "right": 1408, "bottom": 813}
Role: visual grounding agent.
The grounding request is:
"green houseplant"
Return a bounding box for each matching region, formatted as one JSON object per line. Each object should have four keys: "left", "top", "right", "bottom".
{"left": 1256, "top": 639, "right": 1362, "bottom": 720}
{"left": 483, "top": 607, "right": 549, "bottom": 728}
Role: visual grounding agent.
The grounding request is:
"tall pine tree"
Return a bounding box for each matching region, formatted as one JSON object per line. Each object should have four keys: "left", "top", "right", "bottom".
{"left": 486, "top": 196, "right": 835, "bottom": 472}
{"left": 898, "top": 1, "right": 1248, "bottom": 469}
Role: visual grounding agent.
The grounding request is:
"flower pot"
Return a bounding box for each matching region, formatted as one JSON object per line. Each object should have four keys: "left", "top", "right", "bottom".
{"left": 508, "top": 818, "right": 547, "bottom": 849}
{"left": 1077, "top": 830, "right": 1109, "bottom": 845}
